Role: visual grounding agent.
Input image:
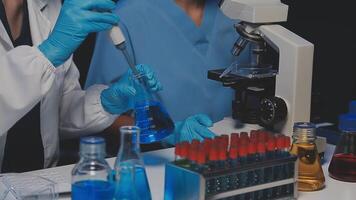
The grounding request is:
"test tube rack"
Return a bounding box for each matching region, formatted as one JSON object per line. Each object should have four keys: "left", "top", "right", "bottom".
{"left": 164, "top": 155, "right": 298, "bottom": 200}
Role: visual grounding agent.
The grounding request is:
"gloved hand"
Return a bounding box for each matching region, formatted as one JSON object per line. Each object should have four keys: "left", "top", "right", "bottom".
{"left": 101, "top": 64, "right": 162, "bottom": 114}
{"left": 38, "top": 0, "right": 120, "bottom": 67}
{"left": 164, "top": 114, "right": 216, "bottom": 145}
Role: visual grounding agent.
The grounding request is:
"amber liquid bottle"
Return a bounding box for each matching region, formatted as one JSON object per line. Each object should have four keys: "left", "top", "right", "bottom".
{"left": 290, "top": 122, "right": 325, "bottom": 191}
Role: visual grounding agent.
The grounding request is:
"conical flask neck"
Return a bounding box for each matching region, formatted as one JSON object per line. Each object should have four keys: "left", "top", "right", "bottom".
{"left": 118, "top": 126, "right": 141, "bottom": 162}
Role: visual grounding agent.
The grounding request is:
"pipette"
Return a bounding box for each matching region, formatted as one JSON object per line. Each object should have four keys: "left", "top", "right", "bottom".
{"left": 109, "top": 26, "right": 144, "bottom": 81}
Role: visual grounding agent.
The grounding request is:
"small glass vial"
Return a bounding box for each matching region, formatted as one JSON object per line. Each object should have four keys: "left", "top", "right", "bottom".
{"left": 328, "top": 114, "right": 356, "bottom": 182}
{"left": 114, "top": 126, "right": 152, "bottom": 200}
{"left": 290, "top": 122, "right": 325, "bottom": 191}
{"left": 71, "top": 137, "right": 114, "bottom": 200}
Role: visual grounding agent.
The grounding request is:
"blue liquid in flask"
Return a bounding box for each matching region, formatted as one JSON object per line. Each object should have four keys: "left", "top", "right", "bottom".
{"left": 115, "top": 166, "right": 152, "bottom": 200}
{"left": 135, "top": 101, "right": 174, "bottom": 143}
{"left": 72, "top": 180, "right": 115, "bottom": 200}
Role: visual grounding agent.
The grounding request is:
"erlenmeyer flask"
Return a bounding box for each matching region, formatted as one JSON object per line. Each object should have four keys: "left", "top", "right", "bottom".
{"left": 328, "top": 114, "right": 356, "bottom": 182}
{"left": 132, "top": 76, "right": 174, "bottom": 144}
{"left": 289, "top": 122, "right": 325, "bottom": 191}
{"left": 114, "top": 126, "right": 152, "bottom": 200}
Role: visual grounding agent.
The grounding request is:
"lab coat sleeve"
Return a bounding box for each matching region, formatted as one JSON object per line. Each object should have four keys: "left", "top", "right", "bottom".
{"left": 0, "top": 46, "right": 55, "bottom": 135}
{"left": 59, "top": 61, "right": 117, "bottom": 138}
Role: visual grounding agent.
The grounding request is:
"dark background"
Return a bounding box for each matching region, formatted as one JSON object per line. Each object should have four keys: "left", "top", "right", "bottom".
{"left": 280, "top": 0, "right": 356, "bottom": 124}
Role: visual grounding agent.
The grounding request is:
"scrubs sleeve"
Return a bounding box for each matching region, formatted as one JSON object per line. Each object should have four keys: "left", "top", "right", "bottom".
{"left": 85, "top": 22, "right": 132, "bottom": 88}
{"left": 59, "top": 61, "right": 117, "bottom": 138}
{"left": 0, "top": 46, "right": 55, "bottom": 135}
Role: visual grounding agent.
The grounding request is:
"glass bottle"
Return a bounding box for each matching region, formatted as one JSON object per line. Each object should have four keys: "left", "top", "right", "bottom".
{"left": 328, "top": 114, "right": 356, "bottom": 182}
{"left": 71, "top": 137, "right": 114, "bottom": 200}
{"left": 114, "top": 126, "right": 152, "bottom": 200}
{"left": 289, "top": 122, "right": 325, "bottom": 191}
{"left": 132, "top": 75, "right": 175, "bottom": 144}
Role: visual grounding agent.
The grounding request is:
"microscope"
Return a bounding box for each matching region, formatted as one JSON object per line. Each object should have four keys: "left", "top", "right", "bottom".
{"left": 208, "top": 0, "right": 314, "bottom": 136}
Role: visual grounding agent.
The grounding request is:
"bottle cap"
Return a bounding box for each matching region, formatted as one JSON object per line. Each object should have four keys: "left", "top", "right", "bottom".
{"left": 293, "top": 122, "right": 316, "bottom": 135}
{"left": 267, "top": 139, "right": 276, "bottom": 151}
{"left": 238, "top": 145, "right": 248, "bottom": 157}
{"left": 229, "top": 146, "right": 238, "bottom": 159}
{"left": 250, "top": 130, "right": 258, "bottom": 140}
{"left": 349, "top": 100, "right": 356, "bottom": 114}
{"left": 209, "top": 141, "right": 218, "bottom": 161}
{"left": 248, "top": 143, "right": 256, "bottom": 154}
{"left": 221, "top": 134, "right": 229, "bottom": 147}
{"left": 240, "top": 132, "right": 248, "bottom": 139}
{"left": 257, "top": 142, "right": 266, "bottom": 153}
{"left": 284, "top": 136, "right": 291, "bottom": 149}
{"left": 192, "top": 139, "right": 200, "bottom": 146}
{"left": 188, "top": 143, "right": 198, "bottom": 162}
{"left": 276, "top": 136, "right": 284, "bottom": 150}
{"left": 180, "top": 142, "right": 189, "bottom": 158}
{"left": 80, "top": 136, "right": 106, "bottom": 157}
{"left": 218, "top": 140, "right": 227, "bottom": 161}
{"left": 203, "top": 138, "right": 213, "bottom": 153}
{"left": 231, "top": 133, "right": 239, "bottom": 145}
{"left": 239, "top": 137, "right": 249, "bottom": 146}
{"left": 175, "top": 143, "right": 181, "bottom": 156}
{"left": 267, "top": 132, "right": 274, "bottom": 140}
{"left": 197, "top": 144, "right": 206, "bottom": 165}
{"left": 257, "top": 131, "right": 266, "bottom": 142}
{"left": 339, "top": 114, "right": 356, "bottom": 132}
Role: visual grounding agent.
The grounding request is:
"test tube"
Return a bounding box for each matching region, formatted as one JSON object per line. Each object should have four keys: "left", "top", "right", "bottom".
{"left": 230, "top": 133, "right": 239, "bottom": 147}
{"left": 207, "top": 139, "right": 219, "bottom": 194}
{"left": 203, "top": 138, "right": 213, "bottom": 156}
{"left": 256, "top": 142, "right": 266, "bottom": 200}
{"left": 217, "top": 138, "right": 230, "bottom": 192}
{"left": 250, "top": 130, "right": 258, "bottom": 143}
{"left": 283, "top": 136, "right": 293, "bottom": 195}
{"left": 247, "top": 143, "right": 257, "bottom": 200}
{"left": 240, "top": 132, "right": 249, "bottom": 141}
{"left": 264, "top": 138, "right": 276, "bottom": 199}
{"left": 196, "top": 143, "right": 208, "bottom": 173}
{"left": 228, "top": 141, "right": 239, "bottom": 190}
{"left": 188, "top": 140, "right": 200, "bottom": 169}
{"left": 238, "top": 145, "right": 248, "bottom": 200}
{"left": 221, "top": 134, "right": 229, "bottom": 148}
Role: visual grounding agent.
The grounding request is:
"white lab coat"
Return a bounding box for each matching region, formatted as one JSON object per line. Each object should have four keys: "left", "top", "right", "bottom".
{"left": 0, "top": 0, "right": 117, "bottom": 170}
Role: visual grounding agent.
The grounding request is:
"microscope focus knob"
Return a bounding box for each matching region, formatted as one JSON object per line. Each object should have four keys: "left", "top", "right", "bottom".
{"left": 259, "top": 97, "right": 287, "bottom": 126}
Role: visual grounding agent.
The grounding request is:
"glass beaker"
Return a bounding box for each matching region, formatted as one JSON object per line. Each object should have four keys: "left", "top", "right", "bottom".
{"left": 71, "top": 137, "right": 114, "bottom": 200}
{"left": 290, "top": 122, "right": 325, "bottom": 191}
{"left": 328, "top": 114, "right": 356, "bottom": 182}
{"left": 133, "top": 76, "right": 174, "bottom": 144}
{"left": 114, "top": 126, "right": 152, "bottom": 200}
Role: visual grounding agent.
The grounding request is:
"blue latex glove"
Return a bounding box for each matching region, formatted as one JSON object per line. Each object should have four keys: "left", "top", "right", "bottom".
{"left": 164, "top": 114, "right": 216, "bottom": 145}
{"left": 38, "top": 0, "right": 120, "bottom": 67}
{"left": 101, "top": 64, "right": 162, "bottom": 114}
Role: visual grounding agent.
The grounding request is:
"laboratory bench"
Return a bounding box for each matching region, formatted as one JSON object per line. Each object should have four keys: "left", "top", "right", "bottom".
{"left": 24, "top": 118, "right": 355, "bottom": 200}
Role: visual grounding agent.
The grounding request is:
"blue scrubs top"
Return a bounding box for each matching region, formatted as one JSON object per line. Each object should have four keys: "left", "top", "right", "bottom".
{"left": 86, "top": 0, "right": 250, "bottom": 122}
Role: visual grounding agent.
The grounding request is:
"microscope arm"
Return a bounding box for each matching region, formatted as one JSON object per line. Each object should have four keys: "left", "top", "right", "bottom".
{"left": 257, "top": 25, "right": 314, "bottom": 135}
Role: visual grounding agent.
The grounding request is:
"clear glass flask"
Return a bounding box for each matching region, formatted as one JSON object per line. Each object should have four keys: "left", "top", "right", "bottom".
{"left": 328, "top": 114, "right": 356, "bottom": 182}
{"left": 114, "top": 126, "right": 152, "bottom": 200}
{"left": 71, "top": 137, "right": 114, "bottom": 200}
{"left": 289, "top": 122, "right": 325, "bottom": 191}
{"left": 133, "top": 76, "right": 175, "bottom": 144}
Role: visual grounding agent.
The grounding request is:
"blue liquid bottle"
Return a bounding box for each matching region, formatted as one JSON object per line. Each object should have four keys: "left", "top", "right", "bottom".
{"left": 132, "top": 74, "right": 174, "bottom": 144}
{"left": 114, "top": 126, "right": 152, "bottom": 200}
{"left": 71, "top": 137, "right": 114, "bottom": 200}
